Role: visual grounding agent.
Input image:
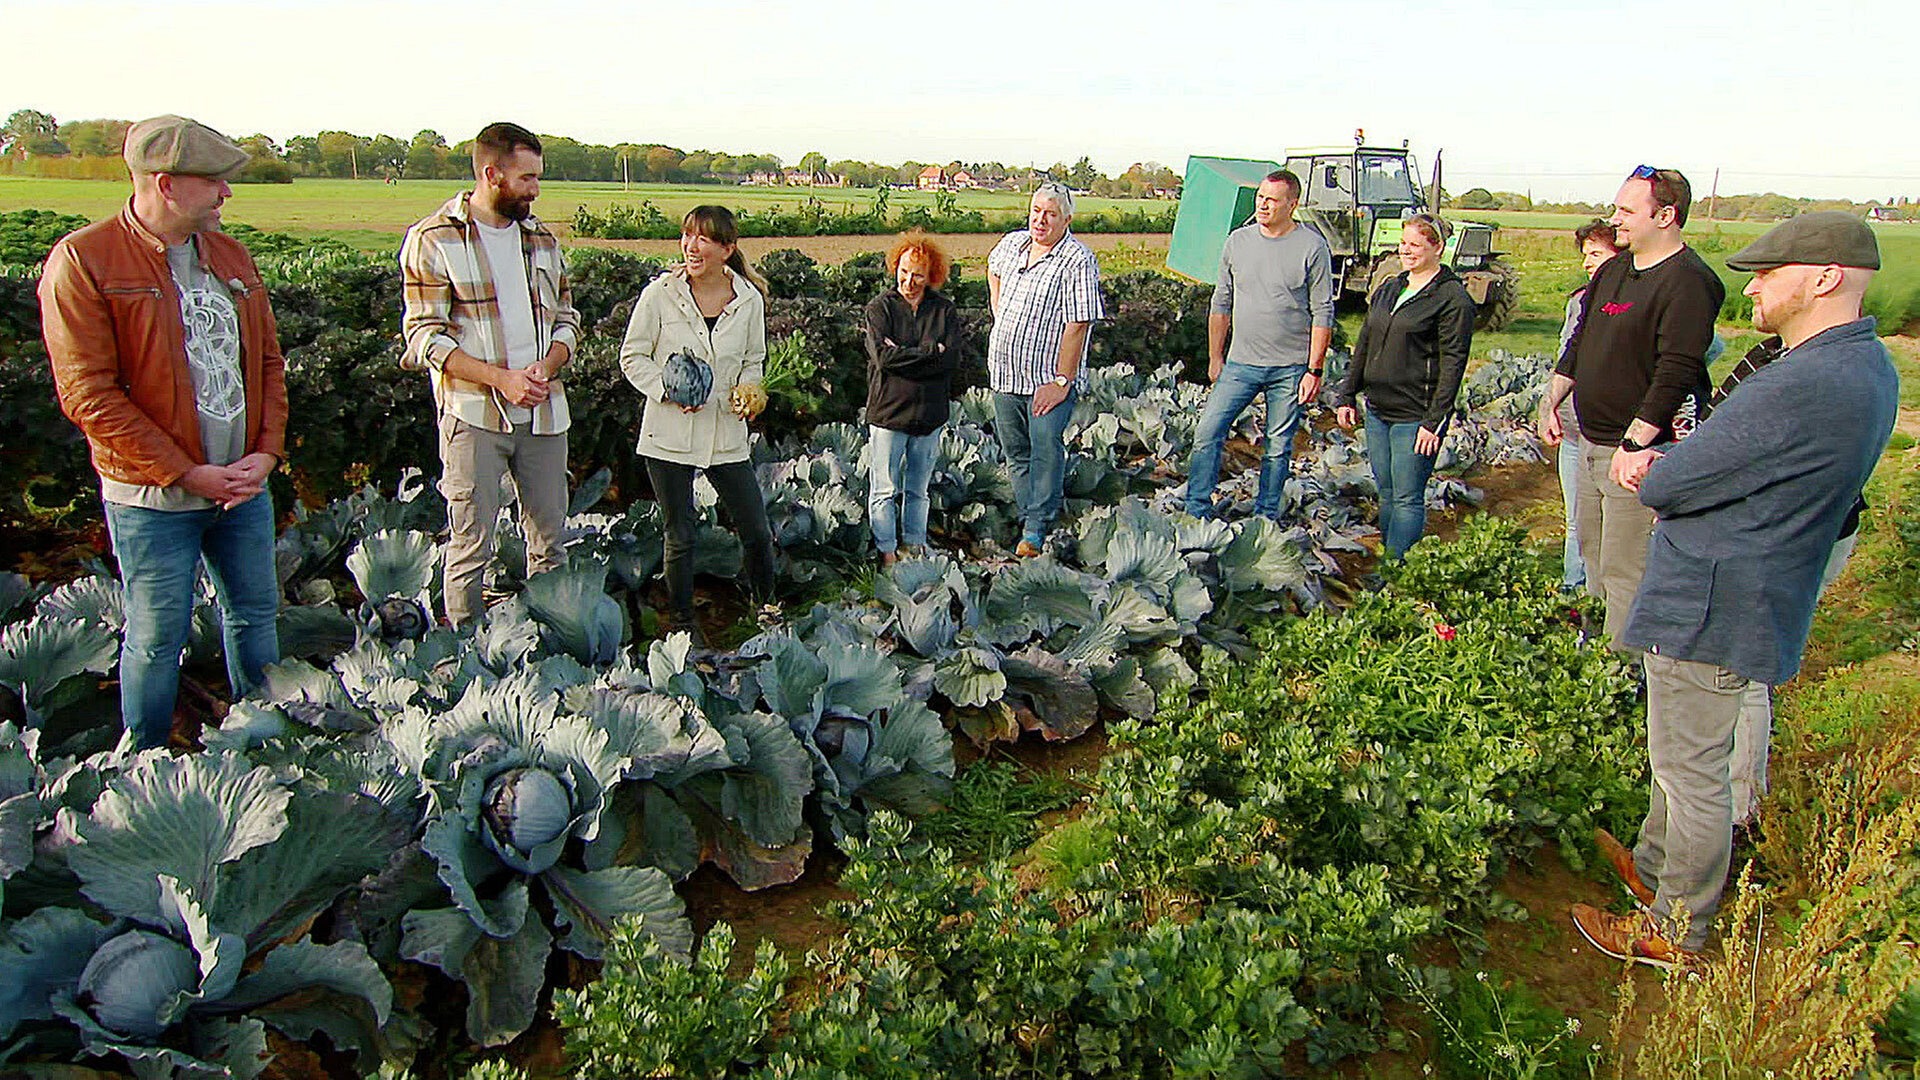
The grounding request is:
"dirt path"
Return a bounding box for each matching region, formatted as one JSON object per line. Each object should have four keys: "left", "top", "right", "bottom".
{"left": 1428, "top": 458, "right": 1566, "bottom": 546}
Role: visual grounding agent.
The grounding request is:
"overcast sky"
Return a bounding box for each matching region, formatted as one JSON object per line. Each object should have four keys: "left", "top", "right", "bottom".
{"left": 7, "top": 0, "right": 1914, "bottom": 202}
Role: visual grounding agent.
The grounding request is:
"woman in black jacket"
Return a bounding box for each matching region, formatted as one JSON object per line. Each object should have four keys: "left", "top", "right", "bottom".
{"left": 1334, "top": 213, "right": 1476, "bottom": 559}
{"left": 864, "top": 231, "right": 964, "bottom": 563}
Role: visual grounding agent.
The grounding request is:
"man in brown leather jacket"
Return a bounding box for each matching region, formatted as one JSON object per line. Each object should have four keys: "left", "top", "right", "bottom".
{"left": 38, "top": 115, "right": 289, "bottom": 749}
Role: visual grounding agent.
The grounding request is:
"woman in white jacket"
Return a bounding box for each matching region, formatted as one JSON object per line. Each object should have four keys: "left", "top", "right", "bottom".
{"left": 619, "top": 205, "right": 775, "bottom": 640}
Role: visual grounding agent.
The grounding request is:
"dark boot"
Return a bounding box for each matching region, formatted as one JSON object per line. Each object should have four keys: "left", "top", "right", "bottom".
{"left": 661, "top": 610, "right": 709, "bottom": 650}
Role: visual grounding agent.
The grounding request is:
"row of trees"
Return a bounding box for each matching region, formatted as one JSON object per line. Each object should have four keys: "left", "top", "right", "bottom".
{"left": 7, "top": 109, "right": 1904, "bottom": 218}
{"left": 1449, "top": 186, "right": 1912, "bottom": 221}
{"left": 2, "top": 108, "right": 1180, "bottom": 194}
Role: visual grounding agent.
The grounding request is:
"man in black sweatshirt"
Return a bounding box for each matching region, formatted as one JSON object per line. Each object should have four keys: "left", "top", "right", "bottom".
{"left": 1537, "top": 167, "right": 1724, "bottom": 648}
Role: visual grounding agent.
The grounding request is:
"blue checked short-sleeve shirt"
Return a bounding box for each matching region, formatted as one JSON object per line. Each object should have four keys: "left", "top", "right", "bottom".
{"left": 986, "top": 230, "right": 1104, "bottom": 394}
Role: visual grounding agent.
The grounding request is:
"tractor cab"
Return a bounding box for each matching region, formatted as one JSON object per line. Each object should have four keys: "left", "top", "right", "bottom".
{"left": 1285, "top": 146, "right": 1426, "bottom": 294}
{"left": 1166, "top": 142, "right": 1517, "bottom": 330}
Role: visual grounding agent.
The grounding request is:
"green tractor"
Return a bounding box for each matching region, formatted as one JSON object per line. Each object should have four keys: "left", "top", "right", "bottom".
{"left": 1166, "top": 143, "right": 1518, "bottom": 331}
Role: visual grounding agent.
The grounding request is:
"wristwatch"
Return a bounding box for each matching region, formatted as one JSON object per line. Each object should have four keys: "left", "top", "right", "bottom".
{"left": 1618, "top": 435, "right": 1650, "bottom": 453}
{"left": 1051, "top": 373, "right": 1071, "bottom": 388}
{"left": 1307, "top": 367, "right": 1325, "bottom": 377}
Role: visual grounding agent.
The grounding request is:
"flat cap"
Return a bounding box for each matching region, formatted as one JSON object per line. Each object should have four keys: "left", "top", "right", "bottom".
{"left": 123, "top": 115, "right": 250, "bottom": 180}
{"left": 1726, "top": 210, "right": 1880, "bottom": 271}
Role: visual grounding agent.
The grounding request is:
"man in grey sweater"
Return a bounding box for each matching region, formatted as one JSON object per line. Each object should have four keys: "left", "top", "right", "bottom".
{"left": 1571, "top": 212, "right": 1898, "bottom": 969}
{"left": 1184, "top": 169, "right": 1335, "bottom": 519}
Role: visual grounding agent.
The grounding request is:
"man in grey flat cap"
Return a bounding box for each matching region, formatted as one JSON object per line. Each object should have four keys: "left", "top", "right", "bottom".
{"left": 38, "top": 115, "right": 287, "bottom": 749}
{"left": 1571, "top": 211, "right": 1898, "bottom": 969}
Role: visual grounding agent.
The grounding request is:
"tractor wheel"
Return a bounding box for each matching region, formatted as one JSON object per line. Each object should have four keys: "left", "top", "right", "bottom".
{"left": 1475, "top": 257, "right": 1519, "bottom": 332}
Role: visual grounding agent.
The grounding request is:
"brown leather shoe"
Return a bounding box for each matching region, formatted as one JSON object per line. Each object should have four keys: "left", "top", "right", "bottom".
{"left": 1014, "top": 540, "right": 1043, "bottom": 558}
{"left": 1594, "top": 827, "right": 1656, "bottom": 907}
{"left": 1569, "top": 903, "right": 1697, "bottom": 972}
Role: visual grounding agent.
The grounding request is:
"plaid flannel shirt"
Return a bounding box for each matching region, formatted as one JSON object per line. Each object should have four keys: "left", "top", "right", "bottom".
{"left": 986, "top": 229, "right": 1103, "bottom": 395}
{"left": 399, "top": 192, "right": 581, "bottom": 434}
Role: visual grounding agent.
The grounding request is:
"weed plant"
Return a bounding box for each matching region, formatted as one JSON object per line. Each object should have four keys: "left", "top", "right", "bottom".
{"left": 1623, "top": 818, "right": 1920, "bottom": 1079}
{"left": 1387, "top": 957, "right": 1599, "bottom": 1080}
{"left": 919, "top": 759, "right": 1080, "bottom": 861}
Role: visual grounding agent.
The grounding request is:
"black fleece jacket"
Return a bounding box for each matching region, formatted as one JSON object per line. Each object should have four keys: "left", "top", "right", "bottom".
{"left": 863, "top": 289, "right": 963, "bottom": 436}
{"left": 1336, "top": 265, "right": 1475, "bottom": 432}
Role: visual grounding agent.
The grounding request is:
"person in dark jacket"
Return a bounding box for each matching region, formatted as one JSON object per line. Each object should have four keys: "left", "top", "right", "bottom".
{"left": 1712, "top": 336, "right": 1867, "bottom": 828}
{"left": 1334, "top": 213, "right": 1476, "bottom": 559}
{"left": 1571, "top": 211, "right": 1897, "bottom": 970}
{"left": 864, "top": 231, "right": 963, "bottom": 563}
{"left": 1546, "top": 220, "right": 1622, "bottom": 591}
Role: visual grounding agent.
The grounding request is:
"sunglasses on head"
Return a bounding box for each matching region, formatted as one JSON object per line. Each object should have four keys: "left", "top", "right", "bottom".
{"left": 1630, "top": 164, "right": 1664, "bottom": 180}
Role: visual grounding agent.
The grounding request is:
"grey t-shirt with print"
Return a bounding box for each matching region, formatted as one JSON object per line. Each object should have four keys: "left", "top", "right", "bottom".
{"left": 100, "top": 237, "right": 247, "bottom": 510}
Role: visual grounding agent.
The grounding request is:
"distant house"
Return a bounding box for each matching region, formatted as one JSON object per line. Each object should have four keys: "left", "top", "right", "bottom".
{"left": 778, "top": 169, "right": 846, "bottom": 187}
{"left": 747, "top": 170, "right": 782, "bottom": 186}
{"left": 917, "top": 165, "right": 945, "bottom": 191}
{"left": 1867, "top": 205, "right": 1902, "bottom": 222}
{"left": 952, "top": 170, "right": 976, "bottom": 189}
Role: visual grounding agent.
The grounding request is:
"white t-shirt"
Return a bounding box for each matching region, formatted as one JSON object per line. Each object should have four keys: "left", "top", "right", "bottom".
{"left": 476, "top": 220, "right": 539, "bottom": 424}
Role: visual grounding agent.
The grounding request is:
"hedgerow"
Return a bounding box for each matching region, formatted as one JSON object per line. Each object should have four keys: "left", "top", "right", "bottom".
{"left": 0, "top": 228, "right": 1210, "bottom": 537}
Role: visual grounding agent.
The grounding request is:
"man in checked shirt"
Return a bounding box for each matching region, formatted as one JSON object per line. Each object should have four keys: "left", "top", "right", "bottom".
{"left": 987, "top": 181, "right": 1105, "bottom": 557}
{"left": 400, "top": 122, "right": 582, "bottom": 625}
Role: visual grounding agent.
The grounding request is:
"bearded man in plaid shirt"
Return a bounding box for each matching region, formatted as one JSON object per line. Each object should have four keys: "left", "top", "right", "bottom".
{"left": 987, "top": 181, "right": 1104, "bottom": 557}
{"left": 400, "top": 122, "right": 581, "bottom": 625}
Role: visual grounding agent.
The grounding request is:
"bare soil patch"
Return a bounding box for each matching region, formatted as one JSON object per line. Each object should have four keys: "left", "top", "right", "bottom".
{"left": 1429, "top": 457, "right": 1566, "bottom": 546}
{"left": 682, "top": 854, "right": 854, "bottom": 975}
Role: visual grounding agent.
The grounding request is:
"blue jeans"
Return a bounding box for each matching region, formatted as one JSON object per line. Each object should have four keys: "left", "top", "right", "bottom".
{"left": 1185, "top": 362, "right": 1306, "bottom": 519}
{"left": 103, "top": 493, "right": 280, "bottom": 748}
{"left": 1556, "top": 432, "right": 1587, "bottom": 589}
{"left": 868, "top": 424, "right": 942, "bottom": 553}
{"left": 992, "top": 388, "right": 1077, "bottom": 542}
{"left": 1364, "top": 411, "right": 1436, "bottom": 560}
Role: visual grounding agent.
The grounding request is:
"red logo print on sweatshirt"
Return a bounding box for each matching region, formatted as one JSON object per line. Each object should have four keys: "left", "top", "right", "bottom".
{"left": 1601, "top": 301, "right": 1635, "bottom": 315}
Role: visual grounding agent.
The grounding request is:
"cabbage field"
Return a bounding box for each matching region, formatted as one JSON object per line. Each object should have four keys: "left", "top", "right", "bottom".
{"left": 1, "top": 213, "right": 1912, "bottom": 1078}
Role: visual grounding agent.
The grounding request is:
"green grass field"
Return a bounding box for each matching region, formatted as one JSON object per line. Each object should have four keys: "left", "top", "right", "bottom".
{"left": 1464, "top": 214, "right": 1920, "bottom": 349}
{"left": 1457, "top": 209, "right": 1913, "bottom": 238}
{"left": 0, "top": 176, "right": 1169, "bottom": 248}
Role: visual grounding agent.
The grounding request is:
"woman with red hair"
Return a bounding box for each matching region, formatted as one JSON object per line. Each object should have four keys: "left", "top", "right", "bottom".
{"left": 863, "top": 230, "right": 964, "bottom": 563}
